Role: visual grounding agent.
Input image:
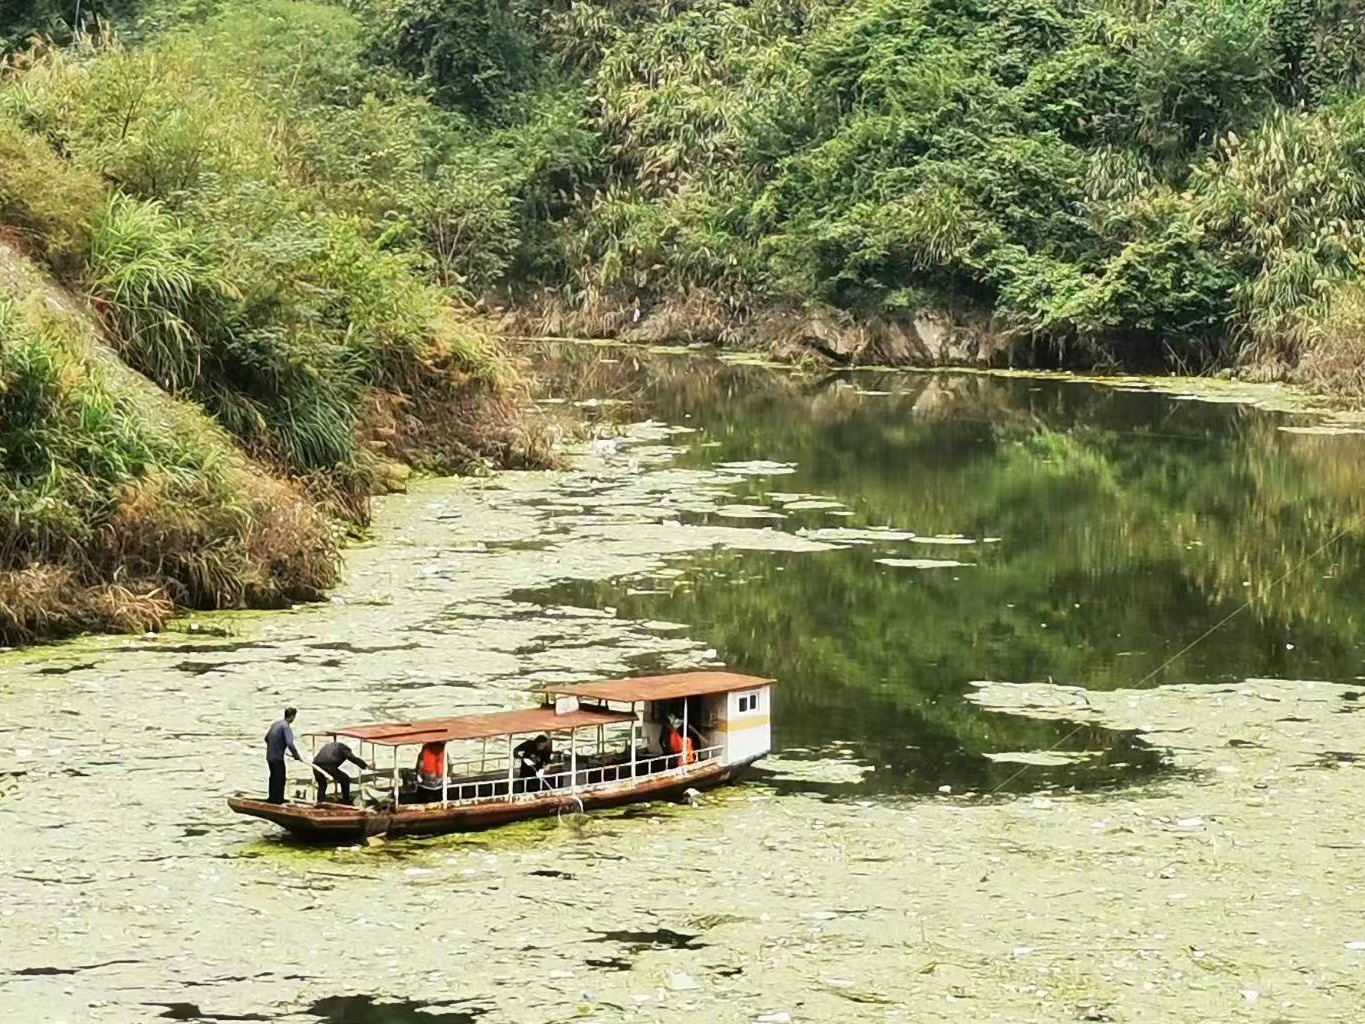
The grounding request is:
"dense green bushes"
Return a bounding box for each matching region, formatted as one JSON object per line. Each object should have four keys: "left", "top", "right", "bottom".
{"left": 0, "top": 279, "right": 338, "bottom": 644}
{"left": 0, "top": 2, "right": 547, "bottom": 640}
{"left": 16, "top": 0, "right": 1365, "bottom": 384}
{"left": 0, "top": 10, "right": 536, "bottom": 512}
{"left": 295, "top": 0, "right": 1365, "bottom": 383}
{"left": 361, "top": 0, "right": 539, "bottom": 113}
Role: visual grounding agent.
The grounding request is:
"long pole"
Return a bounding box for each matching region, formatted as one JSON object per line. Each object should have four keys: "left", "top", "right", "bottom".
{"left": 392, "top": 746, "right": 399, "bottom": 807}
{"left": 629, "top": 713, "right": 637, "bottom": 779}
{"left": 442, "top": 747, "right": 449, "bottom": 806}
{"left": 682, "top": 701, "right": 689, "bottom": 770}
{"left": 570, "top": 728, "right": 578, "bottom": 794}
{"left": 505, "top": 735, "right": 514, "bottom": 802}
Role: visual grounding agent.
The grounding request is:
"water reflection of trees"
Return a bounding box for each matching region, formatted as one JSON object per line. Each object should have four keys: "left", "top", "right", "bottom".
{"left": 525, "top": 344, "right": 1365, "bottom": 792}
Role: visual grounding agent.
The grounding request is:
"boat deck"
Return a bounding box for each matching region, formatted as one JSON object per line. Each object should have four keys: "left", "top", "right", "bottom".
{"left": 230, "top": 752, "right": 757, "bottom": 839}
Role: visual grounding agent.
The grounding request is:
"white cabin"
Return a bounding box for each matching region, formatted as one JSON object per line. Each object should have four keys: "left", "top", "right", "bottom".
{"left": 548, "top": 671, "right": 774, "bottom": 767}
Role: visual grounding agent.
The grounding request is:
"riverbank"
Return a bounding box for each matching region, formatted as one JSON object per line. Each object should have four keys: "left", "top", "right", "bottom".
{"left": 502, "top": 296, "right": 1365, "bottom": 403}
{"left": 0, "top": 234, "right": 548, "bottom": 646}
{"left": 13, "top": 0, "right": 1365, "bottom": 646}
{"left": 2, "top": 402, "right": 1362, "bottom": 1022}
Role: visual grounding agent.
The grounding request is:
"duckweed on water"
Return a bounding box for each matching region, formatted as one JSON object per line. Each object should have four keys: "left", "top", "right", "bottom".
{"left": 6, "top": 348, "right": 1365, "bottom": 1021}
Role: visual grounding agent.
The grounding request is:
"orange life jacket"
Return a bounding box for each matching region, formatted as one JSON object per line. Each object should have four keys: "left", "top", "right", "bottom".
{"left": 667, "top": 731, "right": 697, "bottom": 764}
{"left": 418, "top": 742, "right": 445, "bottom": 780}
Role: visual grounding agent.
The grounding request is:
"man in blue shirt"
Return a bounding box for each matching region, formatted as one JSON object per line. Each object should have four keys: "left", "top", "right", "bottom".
{"left": 264, "top": 707, "right": 302, "bottom": 804}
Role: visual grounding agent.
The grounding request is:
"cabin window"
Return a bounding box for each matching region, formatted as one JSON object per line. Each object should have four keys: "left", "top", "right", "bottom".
{"left": 737, "top": 691, "right": 760, "bottom": 713}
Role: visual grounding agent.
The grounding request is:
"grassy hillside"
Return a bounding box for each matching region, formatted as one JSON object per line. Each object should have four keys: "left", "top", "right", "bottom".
{"left": 0, "top": 240, "right": 338, "bottom": 643}
{"left": 0, "top": 1, "right": 546, "bottom": 642}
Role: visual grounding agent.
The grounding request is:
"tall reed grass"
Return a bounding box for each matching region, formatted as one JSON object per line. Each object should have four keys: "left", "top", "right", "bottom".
{"left": 0, "top": 286, "right": 338, "bottom": 644}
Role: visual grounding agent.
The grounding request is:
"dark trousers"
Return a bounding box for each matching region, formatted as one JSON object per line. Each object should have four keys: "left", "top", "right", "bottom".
{"left": 267, "top": 760, "right": 286, "bottom": 804}
{"left": 314, "top": 767, "right": 350, "bottom": 803}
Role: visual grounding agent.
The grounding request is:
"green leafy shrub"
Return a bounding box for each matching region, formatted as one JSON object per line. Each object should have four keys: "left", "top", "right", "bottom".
{"left": 435, "top": 0, "right": 1365, "bottom": 379}
{"left": 42, "top": 0, "right": 1365, "bottom": 386}
{"left": 0, "top": 10, "right": 528, "bottom": 501}
{"left": 359, "top": 0, "right": 539, "bottom": 114}
{"left": 0, "top": 288, "right": 337, "bottom": 643}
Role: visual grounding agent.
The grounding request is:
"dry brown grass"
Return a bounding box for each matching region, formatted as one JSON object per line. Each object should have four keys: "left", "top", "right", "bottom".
{"left": 0, "top": 467, "right": 340, "bottom": 647}
{"left": 0, "top": 566, "right": 174, "bottom": 646}
{"left": 361, "top": 331, "right": 560, "bottom": 478}
{"left": 233, "top": 469, "right": 341, "bottom": 605}
{"left": 1280, "top": 283, "right": 1365, "bottom": 399}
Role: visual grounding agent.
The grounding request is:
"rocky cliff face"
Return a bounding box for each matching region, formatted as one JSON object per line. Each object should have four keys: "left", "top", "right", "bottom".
{"left": 751, "top": 307, "right": 1017, "bottom": 367}
{"left": 504, "top": 291, "right": 1021, "bottom": 369}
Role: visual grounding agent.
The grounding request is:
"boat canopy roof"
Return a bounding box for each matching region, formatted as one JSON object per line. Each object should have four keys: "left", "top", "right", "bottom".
{"left": 318, "top": 706, "right": 637, "bottom": 748}
{"left": 544, "top": 671, "right": 774, "bottom": 703}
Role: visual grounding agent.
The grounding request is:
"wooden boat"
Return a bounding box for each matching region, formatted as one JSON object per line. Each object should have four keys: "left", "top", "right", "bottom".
{"left": 228, "top": 671, "right": 773, "bottom": 840}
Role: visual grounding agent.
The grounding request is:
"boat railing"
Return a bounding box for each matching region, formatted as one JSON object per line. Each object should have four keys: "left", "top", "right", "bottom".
{"left": 295, "top": 743, "right": 725, "bottom": 807}
{"left": 558, "top": 743, "right": 724, "bottom": 794}
{"left": 432, "top": 743, "right": 725, "bottom": 806}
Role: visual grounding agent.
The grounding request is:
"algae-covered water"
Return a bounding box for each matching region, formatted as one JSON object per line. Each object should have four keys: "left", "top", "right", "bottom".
{"left": 4, "top": 344, "right": 1365, "bottom": 1023}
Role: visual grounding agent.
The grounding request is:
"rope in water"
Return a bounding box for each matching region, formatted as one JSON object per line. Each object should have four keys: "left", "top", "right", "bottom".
{"left": 556, "top": 793, "right": 586, "bottom": 825}
{"left": 985, "top": 513, "right": 1365, "bottom": 795}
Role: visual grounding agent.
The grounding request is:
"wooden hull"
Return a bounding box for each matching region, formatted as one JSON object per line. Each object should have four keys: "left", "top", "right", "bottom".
{"left": 228, "top": 756, "right": 758, "bottom": 841}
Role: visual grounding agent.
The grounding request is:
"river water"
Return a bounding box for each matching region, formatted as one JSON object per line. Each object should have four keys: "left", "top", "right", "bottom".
{"left": 3, "top": 344, "right": 1365, "bottom": 1022}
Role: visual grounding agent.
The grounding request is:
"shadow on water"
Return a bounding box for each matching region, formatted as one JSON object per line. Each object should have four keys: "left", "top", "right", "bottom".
{"left": 520, "top": 342, "right": 1365, "bottom": 798}
{"left": 591, "top": 928, "right": 706, "bottom": 951}
{"left": 150, "top": 1004, "right": 267, "bottom": 1022}
{"left": 305, "top": 996, "right": 487, "bottom": 1024}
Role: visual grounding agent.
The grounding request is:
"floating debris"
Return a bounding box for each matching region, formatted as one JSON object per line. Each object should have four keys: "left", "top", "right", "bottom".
{"left": 1278, "top": 425, "right": 1365, "bottom": 436}
{"left": 714, "top": 504, "right": 787, "bottom": 520}
{"left": 983, "top": 750, "right": 1095, "bottom": 765}
{"left": 797, "top": 527, "right": 917, "bottom": 543}
{"left": 764, "top": 756, "right": 876, "bottom": 785}
{"left": 715, "top": 460, "right": 798, "bottom": 475}
{"left": 875, "top": 558, "right": 974, "bottom": 569}
{"left": 767, "top": 492, "right": 835, "bottom": 504}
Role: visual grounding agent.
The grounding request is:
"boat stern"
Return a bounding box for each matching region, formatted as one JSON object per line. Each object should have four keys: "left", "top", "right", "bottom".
{"left": 227, "top": 793, "right": 374, "bottom": 840}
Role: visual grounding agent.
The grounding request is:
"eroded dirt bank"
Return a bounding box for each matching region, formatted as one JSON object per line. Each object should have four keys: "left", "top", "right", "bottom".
{"left": 1, "top": 423, "right": 1362, "bottom": 1023}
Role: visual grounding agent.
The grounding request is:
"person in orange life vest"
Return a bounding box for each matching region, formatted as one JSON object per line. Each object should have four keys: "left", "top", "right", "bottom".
{"left": 415, "top": 740, "right": 446, "bottom": 801}
{"left": 661, "top": 715, "right": 698, "bottom": 765}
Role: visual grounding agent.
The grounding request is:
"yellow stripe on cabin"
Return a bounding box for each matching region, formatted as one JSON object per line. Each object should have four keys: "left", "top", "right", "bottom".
{"left": 723, "top": 714, "right": 771, "bottom": 733}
